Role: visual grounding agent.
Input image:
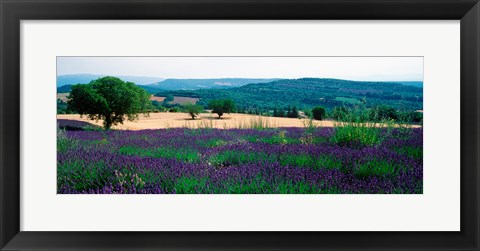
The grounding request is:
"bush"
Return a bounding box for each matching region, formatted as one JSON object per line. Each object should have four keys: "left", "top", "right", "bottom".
{"left": 332, "top": 106, "right": 349, "bottom": 121}
{"left": 398, "top": 110, "right": 423, "bottom": 123}
{"left": 183, "top": 103, "right": 203, "bottom": 119}
{"left": 286, "top": 106, "right": 299, "bottom": 118}
{"left": 311, "top": 106, "right": 326, "bottom": 120}
{"left": 369, "top": 105, "right": 398, "bottom": 121}
{"left": 169, "top": 107, "right": 180, "bottom": 113}
{"left": 209, "top": 99, "right": 235, "bottom": 118}
{"left": 331, "top": 108, "right": 393, "bottom": 147}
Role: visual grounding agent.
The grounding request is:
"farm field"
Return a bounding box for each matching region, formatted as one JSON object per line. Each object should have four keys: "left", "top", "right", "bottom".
{"left": 57, "top": 113, "right": 421, "bottom": 130}
{"left": 57, "top": 126, "right": 423, "bottom": 194}
{"left": 56, "top": 57, "right": 424, "bottom": 195}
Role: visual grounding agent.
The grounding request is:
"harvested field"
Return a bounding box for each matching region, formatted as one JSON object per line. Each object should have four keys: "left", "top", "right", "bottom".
{"left": 57, "top": 113, "right": 421, "bottom": 130}
{"left": 149, "top": 96, "right": 165, "bottom": 102}
{"left": 57, "top": 93, "right": 69, "bottom": 102}
{"left": 170, "top": 96, "right": 199, "bottom": 104}
{"left": 149, "top": 96, "right": 199, "bottom": 104}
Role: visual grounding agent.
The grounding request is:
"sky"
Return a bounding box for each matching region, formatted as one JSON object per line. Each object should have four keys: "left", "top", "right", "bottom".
{"left": 57, "top": 57, "right": 423, "bottom": 81}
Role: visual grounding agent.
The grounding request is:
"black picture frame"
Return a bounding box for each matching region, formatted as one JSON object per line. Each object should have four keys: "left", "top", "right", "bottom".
{"left": 1, "top": 0, "right": 479, "bottom": 250}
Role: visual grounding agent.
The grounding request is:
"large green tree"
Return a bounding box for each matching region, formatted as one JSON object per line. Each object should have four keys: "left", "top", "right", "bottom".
{"left": 208, "top": 99, "right": 235, "bottom": 118}
{"left": 67, "top": 76, "right": 151, "bottom": 130}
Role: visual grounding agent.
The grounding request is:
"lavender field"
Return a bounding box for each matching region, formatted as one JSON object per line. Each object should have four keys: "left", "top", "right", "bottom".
{"left": 57, "top": 126, "right": 423, "bottom": 194}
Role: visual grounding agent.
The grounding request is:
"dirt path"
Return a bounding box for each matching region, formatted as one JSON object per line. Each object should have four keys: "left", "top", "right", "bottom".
{"left": 57, "top": 112, "right": 421, "bottom": 130}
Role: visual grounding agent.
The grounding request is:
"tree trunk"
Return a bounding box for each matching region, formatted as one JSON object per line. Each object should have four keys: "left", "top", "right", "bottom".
{"left": 104, "top": 114, "right": 113, "bottom": 130}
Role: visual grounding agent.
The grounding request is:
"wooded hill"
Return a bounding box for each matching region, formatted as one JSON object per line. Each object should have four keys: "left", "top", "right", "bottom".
{"left": 154, "top": 78, "right": 423, "bottom": 112}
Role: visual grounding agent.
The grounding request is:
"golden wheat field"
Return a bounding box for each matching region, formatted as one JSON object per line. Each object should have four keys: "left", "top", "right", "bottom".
{"left": 57, "top": 112, "right": 421, "bottom": 130}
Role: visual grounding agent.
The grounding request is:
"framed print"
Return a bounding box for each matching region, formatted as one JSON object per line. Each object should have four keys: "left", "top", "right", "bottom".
{"left": 1, "top": 0, "right": 479, "bottom": 250}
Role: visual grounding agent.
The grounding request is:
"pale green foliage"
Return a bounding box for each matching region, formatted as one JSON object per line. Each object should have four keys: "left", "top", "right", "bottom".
{"left": 183, "top": 102, "right": 203, "bottom": 120}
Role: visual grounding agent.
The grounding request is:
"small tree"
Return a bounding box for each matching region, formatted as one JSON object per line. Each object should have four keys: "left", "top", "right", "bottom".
{"left": 67, "top": 76, "right": 150, "bottom": 130}
{"left": 287, "top": 106, "right": 299, "bottom": 118}
{"left": 273, "top": 107, "right": 284, "bottom": 117}
{"left": 209, "top": 99, "right": 235, "bottom": 119}
{"left": 164, "top": 95, "right": 174, "bottom": 103}
{"left": 369, "top": 105, "right": 398, "bottom": 121}
{"left": 311, "top": 106, "right": 326, "bottom": 120}
{"left": 332, "top": 106, "right": 349, "bottom": 121}
{"left": 183, "top": 102, "right": 203, "bottom": 120}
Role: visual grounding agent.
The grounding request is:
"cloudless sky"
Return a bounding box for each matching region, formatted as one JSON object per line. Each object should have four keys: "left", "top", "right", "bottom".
{"left": 57, "top": 57, "right": 423, "bottom": 81}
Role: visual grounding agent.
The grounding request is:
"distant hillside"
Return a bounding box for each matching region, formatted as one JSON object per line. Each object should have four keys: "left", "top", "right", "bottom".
{"left": 57, "top": 85, "right": 73, "bottom": 93}
{"left": 149, "top": 78, "right": 280, "bottom": 90}
{"left": 394, "top": 81, "right": 423, "bottom": 88}
{"left": 57, "top": 84, "right": 164, "bottom": 94}
{"left": 155, "top": 78, "right": 423, "bottom": 111}
{"left": 57, "top": 74, "right": 164, "bottom": 86}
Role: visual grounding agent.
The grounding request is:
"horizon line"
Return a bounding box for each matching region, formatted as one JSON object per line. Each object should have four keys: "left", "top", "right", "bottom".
{"left": 56, "top": 74, "right": 423, "bottom": 82}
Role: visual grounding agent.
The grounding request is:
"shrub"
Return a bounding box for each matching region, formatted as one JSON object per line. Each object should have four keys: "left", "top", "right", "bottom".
{"left": 169, "top": 107, "right": 180, "bottom": 113}
{"left": 332, "top": 106, "right": 349, "bottom": 120}
{"left": 209, "top": 99, "right": 235, "bottom": 118}
{"left": 311, "top": 106, "right": 326, "bottom": 120}
{"left": 57, "top": 128, "right": 78, "bottom": 152}
{"left": 331, "top": 108, "right": 392, "bottom": 147}
{"left": 183, "top": 102, "right": 203, "bottom": 119}
{"left": 369, "top": 105, "right": 398, "bottom": 121}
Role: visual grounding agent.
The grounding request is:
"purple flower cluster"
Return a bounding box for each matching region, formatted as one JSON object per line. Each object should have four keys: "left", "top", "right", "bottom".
{"left": 58, "top": 127, "right": 423, "bottom": 194}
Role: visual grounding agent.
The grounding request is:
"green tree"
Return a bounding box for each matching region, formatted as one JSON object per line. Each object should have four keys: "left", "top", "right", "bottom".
{"left": 369, "top": 105, "right": 398, "bottom": 121}
{"left": 67, "top": 76, "right": 150, "bottom": 130}
{"left": 183, "top": 103, "right": 203, "bottom": 119}
{"left": 332, "top": 106, "right": 349, "bottom": 121}
{"left": 311, "top": 106, "right": 326, "bottom": 120}
{"left": 164, "top": 95, "right": 174, "bottom": 103}
{"left": 273, "top": 107, "right": 284, "bottom": 117}
{"left": 287, "top": 106, "right": 299, "bottom": 118}
{"left": 209, "top": 99, "right": 235, "bottom": 118}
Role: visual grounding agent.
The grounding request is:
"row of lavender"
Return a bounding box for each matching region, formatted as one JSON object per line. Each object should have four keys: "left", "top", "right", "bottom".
{"left": 57, "top": 127, "right": 423, "bottom": 194}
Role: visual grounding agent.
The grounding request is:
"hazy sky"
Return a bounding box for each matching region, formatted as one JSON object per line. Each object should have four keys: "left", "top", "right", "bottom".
{"left": 57, "top": 57, "right": 423, "bottom": 81}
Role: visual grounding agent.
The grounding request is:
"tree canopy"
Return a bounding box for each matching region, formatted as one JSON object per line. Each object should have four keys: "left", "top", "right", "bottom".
{"left": 67, "top": 76, "right": 151, "bottom": 130}
{"left": 208, "top": 99, "right": 235, "bottom": 118}
{"left": 311, "top": 106, "right": 326, "bottom": 120}
{"left": 156, "top": 78, "right": 423, "bottom": 113}
{"left": 183, "top": 103, "right": 203, "bottom": 120}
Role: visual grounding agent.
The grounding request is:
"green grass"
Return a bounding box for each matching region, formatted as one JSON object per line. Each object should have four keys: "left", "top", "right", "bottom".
{"left": 332, "top": 109, "right": 394, "bottom": 146}
{"left": 57, "top": 128, "right": 79, "bottom": 152}
{"left": 278, "top": 154, "right": 342, "bottom": 170}
{"left": 57, "top": 160, "right": 110, "bottom": 191}
{"left": 331, "top": 124, "right": 384, "bottom": 146}
{"left": 174, "top": 177, "right": 208, "bottom": 193}
{"left": 354, "top": 159, "right": 400, "bottom": 178}
{"left": 208, "top": 150, "right": 276, "bottom": 167}
{"left": 208, "top": 150, "right": 342, "bottom": 171}
{"left": 335, "top": 97, "right": 361, "bottom": 104}
{"left": 118, "top": 146, "right": 200, "bottom": 162}
{"left": 221, "top": 176, "right": 340, "bottom": 194}
{"left": 197, "top": 138, "right": 228, "bottom": 147}
{"left": 261, "top": 131, "right": 301, "bottom": 144}
{"left": 394, "top": 146, "right": 422, "bottom": 159}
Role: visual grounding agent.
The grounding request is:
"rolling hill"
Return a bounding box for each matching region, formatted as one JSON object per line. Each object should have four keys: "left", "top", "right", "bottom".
{"left": 57, "top": 74, "right": 164, "bottom": 86}
{"left": 148, "top": 78, "right": 280, "bottom": 90}
{"left": 56, "top": 76, "right": 423, "bottom": 112}
{"left": 394, "top": 81, "right": 423, "bottom": 88}
{"left": 155, "top": 78, "right": 423, "bottom": 111}
{"left": 57, "top": 84, "right": 164, "bottom": 94}
{"left": 57, "top": 76, "right": 280, "bottom": 93}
